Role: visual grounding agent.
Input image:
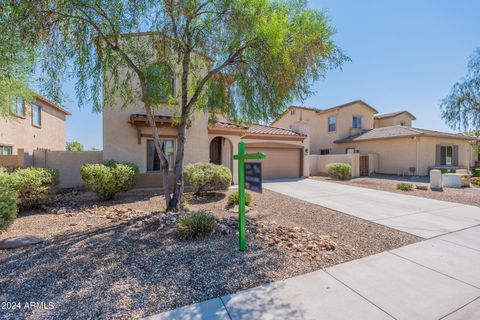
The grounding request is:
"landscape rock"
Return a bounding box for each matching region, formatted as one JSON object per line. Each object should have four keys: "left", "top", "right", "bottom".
{"left": 0, "top": 235, "right": 43, "bottom": 249}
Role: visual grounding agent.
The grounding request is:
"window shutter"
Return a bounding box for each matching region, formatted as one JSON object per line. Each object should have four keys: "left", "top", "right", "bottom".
{"left": 453, "top": 145, "right": 459, "bottom": 166}
{"left": 435, "top": 145, "right": 441, "bottom": 166}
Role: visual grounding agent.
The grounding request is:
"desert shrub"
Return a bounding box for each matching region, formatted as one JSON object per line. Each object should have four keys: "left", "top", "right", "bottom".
{"left": 471, "top": 177, "right": 480, "bottom": 186}
{"left": 326, "top": 163, "right": 352, "bottom": 180}
{"left": 178, "top": 211, "right": 216, "bottom": 239}
{"left": 227, "top": 191, "right": 253, "bottom": 206}
{"left": 3, "top": 167, "right": 58, "bottom": 210}
{"left": 396, "top": 182, "right": 414, "bottom": 191}
{"left": 0, "top": 186, "right": 18, "bottom": 230}
{"left": 80, "top": 160, "right": 139, "bottom": 200}
{"left": 472, "top": 168, "right": 480, "bottom": 177}
{"left": 184, "top": 163, "right": 232, "bottom": 194}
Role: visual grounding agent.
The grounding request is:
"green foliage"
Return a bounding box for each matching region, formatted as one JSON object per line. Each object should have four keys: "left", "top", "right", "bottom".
{"left": 184, "top": 163, "right": 232, "bottom": 195}
{"left": 440, "top": 169, "right": 456, "bottom": 174}
{"left": 0, "top": 185, "right": 18, "bottom": 230}
{"left": 472, "top": 168, "right": 480, "bottom": 177}
{"left": 0, "top": 167, "right": 58, "bottom": 210}
{"left": 228, "top": 191, "right": 253, "bottom": 206}
{"left": 326, "top": 163, "right": 352, "bottom": 180}
{"left": 80, "top": 160, "right": 139, "bottom": 200}
{"left": 471, "top": 177, "right": 480, "bottom": 186}
{"left": 66, "top": 141, "right": 85, "bottom": 152}
{"left": 396, "top": 183, "right": 414, "bottom": 191}
{"left": 441, "top": 48, "right": 480, "bottom": 131}
{"left": 178, "top": 211, "right": 216, "bottom": 239}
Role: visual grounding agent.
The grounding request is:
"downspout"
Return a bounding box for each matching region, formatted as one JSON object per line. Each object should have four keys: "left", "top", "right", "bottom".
{"left": 415, "top": 136, "right": 420, "bottom": 176}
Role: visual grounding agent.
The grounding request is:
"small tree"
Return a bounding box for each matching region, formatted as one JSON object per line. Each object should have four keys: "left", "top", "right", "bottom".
{"left": 441, "top": 48, "right": 480, "bottom": 131}
{"left": 1, "top": 0, "right": 347, "bottom": 211}
{"left": 66, "top": 141, "right": 85, "bottom": 152}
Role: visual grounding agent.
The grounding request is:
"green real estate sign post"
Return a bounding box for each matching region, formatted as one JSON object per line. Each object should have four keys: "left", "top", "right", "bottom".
{"left": 233, "top": 141, "right": 267, "bottom": 251}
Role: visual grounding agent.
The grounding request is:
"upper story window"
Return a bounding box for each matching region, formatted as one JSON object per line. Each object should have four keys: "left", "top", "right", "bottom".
{"left": 145, "top": 63, "right": 176, "bottom": 103}
{"left": 320, "top": 149, "right": 330, "bottom": 155}
{"left": 328, "top": 116, "right": 336, "bottom": 132}
{"left": 400, "top": 121, "right": 406, "bottom": 126}
{"left": 32, "top": 104, "right": 41, "bottom": 127}
{"left": 352, "top": 116, "right": 362, "bottom": 129}
{"left": 0, "top": 145, "right": 12, "bottom": 155}
{"left": 12, "top": 97, "right": 25, "bottom": 117}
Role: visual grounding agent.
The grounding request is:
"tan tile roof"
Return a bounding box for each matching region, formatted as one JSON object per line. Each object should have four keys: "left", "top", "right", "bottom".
{"left": 212, "top": 121, "right": 305, "bottom": 137}
{"left": 289, "top": 100, "right": 379, "bottom": 115}
{"left": 374, "top": 111, "right": 416, "bottom": 120}
{"left": 335, "top": 126, "right": 477, "bottom": 143}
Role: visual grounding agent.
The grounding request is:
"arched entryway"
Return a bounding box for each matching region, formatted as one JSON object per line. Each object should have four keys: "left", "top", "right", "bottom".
{"left": 209, "top": 136, "right": 233, "bottom": 172}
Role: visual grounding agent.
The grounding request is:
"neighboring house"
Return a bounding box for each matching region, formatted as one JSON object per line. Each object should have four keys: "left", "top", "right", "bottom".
{"left": 0, "top": 95, "right": 71, "bottom": 155}
{"left": 103, "top": 33, "right": 308, "bottom": 187}
{"left": 272, "top": 100, "right": 478, "bottom": 176}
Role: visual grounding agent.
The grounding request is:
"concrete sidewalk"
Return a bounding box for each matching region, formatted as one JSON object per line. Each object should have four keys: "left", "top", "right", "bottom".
{"left": 145, "top": 225, "right": 480, "bottom": 320}
{"left": 263, "top": 179, "right": 480, "bottom": 238}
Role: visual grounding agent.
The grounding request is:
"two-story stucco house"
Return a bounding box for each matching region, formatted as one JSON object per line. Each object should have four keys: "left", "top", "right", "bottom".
{"left": 0, "top": 95, "right": 70, "bottom": 155}
{"left": 272, "top": 100, "right": 478, "bottom": 176}
{"left": 102, "top": 33, "right": 309, "bottom": 188}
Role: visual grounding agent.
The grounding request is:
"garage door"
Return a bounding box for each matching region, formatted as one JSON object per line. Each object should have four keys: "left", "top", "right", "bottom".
{"left": 245, "top": 146, "right": 302, "bottom": 179}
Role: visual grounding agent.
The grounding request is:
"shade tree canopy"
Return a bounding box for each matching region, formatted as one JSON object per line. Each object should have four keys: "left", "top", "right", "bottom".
{"left": 0, "top": 0, "right": 347, "bottom": 209}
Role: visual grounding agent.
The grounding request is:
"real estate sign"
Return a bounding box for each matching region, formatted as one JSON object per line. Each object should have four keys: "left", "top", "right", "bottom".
{"left": 234, "top": 142, "right": 267, "bottom": 252}
{"left": 244, "top": 162, "right": 262, "bottom": 193}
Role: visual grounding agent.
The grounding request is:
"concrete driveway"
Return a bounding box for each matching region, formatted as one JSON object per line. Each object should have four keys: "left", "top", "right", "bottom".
{"left": 263, "top": 178, "right": 480, "bottom": 238}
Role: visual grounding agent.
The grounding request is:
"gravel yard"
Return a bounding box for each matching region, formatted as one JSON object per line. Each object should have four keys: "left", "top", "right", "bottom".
{"left": 311, "top": 174, "right": 480, "bottom": 207}
{"left": 0, "top": 189, "right": 420, "bottom": 319}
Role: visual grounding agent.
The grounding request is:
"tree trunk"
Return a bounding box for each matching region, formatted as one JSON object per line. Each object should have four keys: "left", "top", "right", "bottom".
{"left": 144, "top": 103, "right": 172, "bottom": 207}
{"left": 169, "top": 50, "right": 192, "bottom": 211}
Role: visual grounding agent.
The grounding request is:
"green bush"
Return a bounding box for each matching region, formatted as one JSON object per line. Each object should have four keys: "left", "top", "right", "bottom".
{"left": 80, "top": 160, "right": 139, "bottom": 200}
{"left": 0, "top": 186, "right": 18, "bottom": 230}
{"left": 396, "top": 182, "right": 414, "bottom": 191}
{"left": 178, "top": 211, "right": 216, "bottom": 239}
{"left": 440, "top": 169, "right": 456, "bottom": 174}
{"left": 326, "top": 163, "right": 352, "bottom": 180}
{"left": 184, "top": 162, "right": 232, "bottom": 194}
{"left": 472, "top": 168, "right": 480, "bottom": 177}
{"left": 228, "top": 191, "right": 253, "bottom": 206}
{"left": 1, "top": 167, "right": 58, "bottom": 210}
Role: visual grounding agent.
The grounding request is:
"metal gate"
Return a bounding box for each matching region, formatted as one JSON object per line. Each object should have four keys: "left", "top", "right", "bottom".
{"left": 360, "top": 155, "right": 369, "bottom": 177}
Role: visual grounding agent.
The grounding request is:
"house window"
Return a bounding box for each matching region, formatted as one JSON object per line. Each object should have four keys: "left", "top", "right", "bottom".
{"left": 440, "top": 146, "right": 453, "bottom": 166}
{"left": 328, "top": 116, "right": 336, "bottom": 132}
{"left": 400, "top": 121, "right": 406, "bottom": 126}
{"left": 32, "top": 104, "right": 41, "bottom": 127}
{"left": 346, "top": 148, "right": 356, "bottom": 154}
{"left": 352, "top": 116, "right": 362, "bottom": 129}
{"left": 0, "top": 146, "right": 12, "bottom": 155}
{"left": 147, "top": 139, "right": 175, "bottom": 172}
{"left": 11, "top": 97, "right": 25, "bottom": 117}
{"left": 320, "top": 149, "right": 330, "bottom": 155}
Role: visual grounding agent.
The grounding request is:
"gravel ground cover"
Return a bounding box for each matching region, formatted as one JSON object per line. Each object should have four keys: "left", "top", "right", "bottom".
{"left": 311, "top": 174, "right": 480, "bottom": 207}
{"left": 0, "top": 189, "right": 420, "bottom": 319}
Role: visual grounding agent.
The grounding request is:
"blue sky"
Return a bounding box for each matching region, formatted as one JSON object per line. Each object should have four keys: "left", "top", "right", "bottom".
{"left": 63, "top": 0, "right": 480, "bottom": 150}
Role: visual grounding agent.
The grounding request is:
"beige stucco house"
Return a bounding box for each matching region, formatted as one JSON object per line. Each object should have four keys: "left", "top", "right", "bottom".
{"left": 0, "top": 95, "right": 70, "bottom": 155}
{"left": 272, "top": 100, "right": 478, "bottom": 176}
{"left": 102, "top": 33, "right": 308, "bottom": 187}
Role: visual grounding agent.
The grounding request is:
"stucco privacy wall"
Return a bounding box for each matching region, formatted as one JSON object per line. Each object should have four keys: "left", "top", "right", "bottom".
{"left": 33, "top": 150, "right": 103, "bottom": 188}
{"left": 0, "top": 99, "right": 67, "bottom": 153}
{"left": 310, "top": 154, "right": 360, "bottom": 177}
{"left": 339, "top": 137, "right": 417, "bottom": 175}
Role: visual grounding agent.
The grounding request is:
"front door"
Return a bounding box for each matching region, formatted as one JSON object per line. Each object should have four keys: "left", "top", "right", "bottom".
{"left": 210, "top": 137, "right": 222, "bottom": 165}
